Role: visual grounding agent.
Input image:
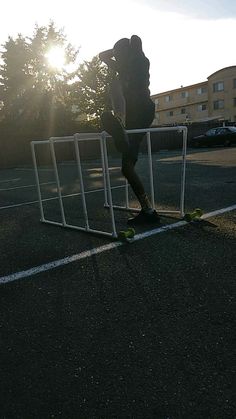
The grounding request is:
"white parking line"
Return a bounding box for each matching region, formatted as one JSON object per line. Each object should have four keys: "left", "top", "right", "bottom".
{"left": 0, "top": 184, "right": 126, "bottom": 210}
{"left": 14, "top": 168, "right": 34, "bottom": 171}
{"left": 0, "top": 204, "right": 235, "bottom": 285}
{"left": 0, "top": 182, "right": 55, "bottom": 192}
{"left": 15, "top": 168, "right": 54, "bottom": 172}
{"left": 0, "top": 178, "right": 21, "bottom": 183}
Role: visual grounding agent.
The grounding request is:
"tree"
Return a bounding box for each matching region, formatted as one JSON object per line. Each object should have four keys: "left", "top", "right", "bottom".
{"left": 73, "top": 56, "right": 113, "bottom": 127}
{"left": 0, "top": 22, "right": 113, "bottom": 137}
{"left": 0, "top": 22, "right": 79, "bottom": 134}
{"left": 0, "top": 34, "right": 31, "bottom": 120}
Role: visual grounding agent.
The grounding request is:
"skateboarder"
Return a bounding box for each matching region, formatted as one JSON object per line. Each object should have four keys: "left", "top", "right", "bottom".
{"left": 99, "top": 35, "right": 160, "bottom": 225}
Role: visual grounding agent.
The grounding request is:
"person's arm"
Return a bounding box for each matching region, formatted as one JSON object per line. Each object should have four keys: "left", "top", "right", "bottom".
{"left": 99, "top": 49, "right": 118, "bottom": 71}
{"left": 130, "top": 35, "right": 143, "bottom": 54}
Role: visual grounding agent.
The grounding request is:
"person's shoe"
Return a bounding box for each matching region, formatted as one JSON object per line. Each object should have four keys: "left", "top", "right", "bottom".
{"left": 101, "top": 111, "right": 129, "bottom": 154}
{"left": 127, "top": 210, "right": 161, "bottom": 226}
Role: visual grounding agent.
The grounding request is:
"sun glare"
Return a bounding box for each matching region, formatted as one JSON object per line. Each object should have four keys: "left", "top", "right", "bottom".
{"left": 46, "top": 46, "right": 66, "bottom": 70}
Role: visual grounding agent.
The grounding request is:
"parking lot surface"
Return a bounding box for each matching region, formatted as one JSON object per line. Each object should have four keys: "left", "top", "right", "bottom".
{"left": 0, "top": 146, "right": 235, "bottom": 418}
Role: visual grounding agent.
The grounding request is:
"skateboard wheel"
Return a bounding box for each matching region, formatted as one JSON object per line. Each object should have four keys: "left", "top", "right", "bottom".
{"left": 118, "top": 227, "right": 135, "bottom": 240}
{"left": 184, "top": 208, "right": 203, "bottom": 222}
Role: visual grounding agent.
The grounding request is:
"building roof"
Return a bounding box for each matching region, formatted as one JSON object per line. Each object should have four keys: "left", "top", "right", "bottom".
{"left": 152, "top": 66, "right": 236, "bottom": 98}
{"left": 151, "top": 80, "right": 207, "bottom": 98}
{"left": 207, "top": 65, "right": 236, "bottom": 79}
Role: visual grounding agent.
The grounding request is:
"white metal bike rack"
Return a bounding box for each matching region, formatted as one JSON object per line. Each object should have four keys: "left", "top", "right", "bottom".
{"left": 31, "top": 126, "right": 188, "bottom": 239}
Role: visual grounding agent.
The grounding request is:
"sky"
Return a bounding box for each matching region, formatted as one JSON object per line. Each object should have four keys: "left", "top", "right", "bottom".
{"left": 0, "top": 0, "right": 236, "bottom": 95}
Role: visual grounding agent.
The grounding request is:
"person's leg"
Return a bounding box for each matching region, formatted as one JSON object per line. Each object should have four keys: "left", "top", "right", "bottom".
{"left": 122, "top": 158, "right": 153, "bottom": 211}
{"left": 122, "top": 146, "right": 160, "bottom": 225}
{"left": 109, "top": 78, "right": 126, "bottom": 125}
{"left": 122, "top": 100, "right": 160, "bottom": 224}
{"left": 101, "top": 111, "right": 129, "bottom": 154}
{"left": 101, "top": 78, "right": 129, "bottom": 153}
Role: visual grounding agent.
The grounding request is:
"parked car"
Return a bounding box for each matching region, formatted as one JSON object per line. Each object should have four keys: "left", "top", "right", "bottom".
{"left": 191, "top": 126, "right": 236, "bottom": 147}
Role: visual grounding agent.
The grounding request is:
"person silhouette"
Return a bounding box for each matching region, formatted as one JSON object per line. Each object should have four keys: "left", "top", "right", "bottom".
{"left": 99, "top": 35, "right": 160, "bottom": 225}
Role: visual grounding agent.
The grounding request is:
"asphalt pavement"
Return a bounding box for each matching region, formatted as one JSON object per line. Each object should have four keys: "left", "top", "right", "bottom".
{"left": 0, "top": 146, "right": 235, "bottom": 418}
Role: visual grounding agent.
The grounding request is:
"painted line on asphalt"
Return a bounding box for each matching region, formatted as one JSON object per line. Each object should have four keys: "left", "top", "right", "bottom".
{"left": 0, "top": 181, "right": 55, "bottom": 192}
{"left": 0, "top": 184, "right": 126, "bottom": 211}
{"left": 14, "top": 168, "right": 35, "bottom": 171}
{"left": 0, "top": 203, "right": 235, "bottom": 285}
{"left": 0, "top": 178, "right": 21, "bottom": 183}
{"left": 133, "top": 203, "right": 236, "bottom": 241}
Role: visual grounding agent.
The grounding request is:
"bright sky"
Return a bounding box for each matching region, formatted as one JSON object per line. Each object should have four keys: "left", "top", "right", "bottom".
{"left": 1, "top": 0, "right": 236, "bottom": 94}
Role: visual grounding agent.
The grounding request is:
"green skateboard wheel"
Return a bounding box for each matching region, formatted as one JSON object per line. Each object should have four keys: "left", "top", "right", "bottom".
{"left": 184, "top": 208, "right": 203, "bottom": 222}
{"left": 118, "top": 227, "right": 135, "bottom": 241}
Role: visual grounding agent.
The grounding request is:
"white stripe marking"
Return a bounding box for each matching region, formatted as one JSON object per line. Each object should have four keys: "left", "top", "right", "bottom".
{"left": 0, "top": 178, "right": 21, "bottom": 183}
{"left": 0, "top": 182, "right": 55, "bottom": 192}
{"left": 0, "top": 204, "right": 235, "bottom": 285}
{"left": 15, "top": 168, "right": 54, "bottom": 172}
{"left": 0, "top": 184, "right": 126, "bottom": 210}
{"left": 15, "top": 168, "right": 34, "bottom": 171}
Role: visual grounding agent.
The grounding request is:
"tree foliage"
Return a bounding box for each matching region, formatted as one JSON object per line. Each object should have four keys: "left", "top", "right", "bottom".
{"left": 73, "top": 56, "right": 113, "bottom": 125}
{"left": 0, "top": 22, "right": 112, "bottom": 139}
{"left": 0, "top": 23, "right": 78, "bottom": 128}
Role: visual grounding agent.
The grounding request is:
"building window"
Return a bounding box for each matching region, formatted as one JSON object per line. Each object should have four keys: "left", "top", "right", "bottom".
{"left": 154, "top": 98, "right": 159, "bottom": 106}
{"left": 181, "top": 91, "right": 189, "bottom": 98}
{"left": 213, "top": 100, "right": 224, "bottom": 110}
{"left": 166, "top": 111, "right": 174, "bottom": 117}
{"left": 213, "top": 81, "right": 224, "bottom": 92}
{"left": 197, "top": 104, "right": 207, "bottom": 111}
{"left": 234, "top": 79, "right": 236, "bottom": 88}
{"left": 197, "top": 87, "right": 207, "bottom": 95}
{"left": 181, "top": 108, "right": 186, "bottom": 114}
{"left": 165, "top": 95, "right": 172, "bottom": 102}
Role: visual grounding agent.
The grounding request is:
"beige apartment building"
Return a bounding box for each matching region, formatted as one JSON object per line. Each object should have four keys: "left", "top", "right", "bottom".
{"left": 151, "top": 66, "right": 236, "bottom": 126}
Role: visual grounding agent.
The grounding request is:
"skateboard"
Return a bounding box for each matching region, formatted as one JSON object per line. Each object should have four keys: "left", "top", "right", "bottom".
{"left": 184, "top": 208, "right": 203, "bottom": 222}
